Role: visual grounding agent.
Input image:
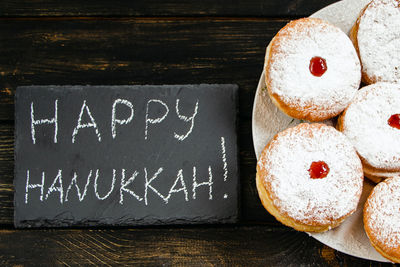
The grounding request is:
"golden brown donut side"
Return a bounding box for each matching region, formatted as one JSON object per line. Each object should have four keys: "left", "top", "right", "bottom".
{"left": 256, "top": 173, "right": 336, "bottom": 232}
{"left": 265, "top": 18, "right": 342, "bottom": 122}
{"left": 256, "top": 123, "right": 361, "bottom": 232}
{"left": 364, "top": 179, "right": 400, "bottom": 262}
{"left": 264, "top": 35, "right": 309, "bottom": 121}
{"left": 362, "top": 165, "right": 400, "bottom": 183}
{"left": 337, "top": 107, "right": 400, "bottom": 183}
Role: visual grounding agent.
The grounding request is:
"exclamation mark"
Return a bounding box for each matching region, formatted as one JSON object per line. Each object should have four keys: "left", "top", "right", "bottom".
{"left": 221, "top": 136, "right": 228, "bottom": 199}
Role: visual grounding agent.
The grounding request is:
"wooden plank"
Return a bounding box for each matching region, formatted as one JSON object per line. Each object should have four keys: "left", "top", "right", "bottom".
{"left": 0, "top": 124, "right": 13, "bottom": 225}
{"left": 0, "top": 0, "right": 340, "bottom": 17}
{"left": 0, "top": 226, "right": 381, "bottom": 266}
{"left": 0, "top": 18, "right": 288, "bottom": 122}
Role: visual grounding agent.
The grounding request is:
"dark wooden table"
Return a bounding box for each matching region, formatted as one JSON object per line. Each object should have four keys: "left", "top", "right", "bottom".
{"left": 0, "top": 0, "right": 395, "bottom": 265}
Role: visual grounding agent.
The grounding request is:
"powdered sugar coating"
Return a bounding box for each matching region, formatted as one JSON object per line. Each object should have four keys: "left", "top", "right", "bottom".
{"left": 341, "top": 83, "right": 400, "bottom": 170}
{"left": 365, "top": 176, "right": 400, "bottom": 250}
{"left": 266, "top": 18, "right": 361, "bottom": 120}
{"left": 257, "top": 124, "right": 363, "bottom": 225}
{"left": 357, "top": 0, "right": 400, "bottom": 83}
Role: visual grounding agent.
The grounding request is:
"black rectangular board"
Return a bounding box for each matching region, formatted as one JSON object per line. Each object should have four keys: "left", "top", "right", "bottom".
{"left": 14, "top": 84, "right": 239, "bottom": 227}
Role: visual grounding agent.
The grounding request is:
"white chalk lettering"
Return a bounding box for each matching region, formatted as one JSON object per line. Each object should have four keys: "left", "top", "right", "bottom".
{"left": 72, "top": 100, "right": 102, "bottom": 143}
{"left": 220, "top": 137, "right": 228, "bottom": 182}
{"left": 65, "top": 170, "right": 92, "bottom": 202}
{"left": 166, "top": 169, "right": 188, "bottom": 202}
{"left": 31, "top": 99, "right": 58, "bottom": 144}
{"left": 111, "top": 99, "right": 134, "bottom": 139}
{"left": 145, "top": 99, "right": 169, "bottom": 140}
{"left": 144, "top": 167, "right": 168, "bottom": 205}
{"left": 174, "top": 99, "right": 199, "bottom": 141}
{"left": 120, "top": 169, "right": 142, "bottom": 204}
{"left": 45, "top": 170, "right": 64, "bottom": 204}
{"left": 25, "top": 170, "right": 45, "bottom": 204}
{"left": 192, "top": 166, "right": 213, "bottom": 200}
{"left": 94, "top": 169, "right": 116, "bottom": 200}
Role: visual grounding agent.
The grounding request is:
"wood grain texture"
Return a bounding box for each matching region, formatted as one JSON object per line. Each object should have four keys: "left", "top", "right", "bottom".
{"left": 0, "top": 18, "right": 289, "bottom": 121}
{"left": 0, "top": 123, "right": 13, "bottom": 225}
{"left": 0, "top": 226, "right": 391, "bottom": 266}
{"left": 0, "top": 0, "right": 340, "bottom": 17}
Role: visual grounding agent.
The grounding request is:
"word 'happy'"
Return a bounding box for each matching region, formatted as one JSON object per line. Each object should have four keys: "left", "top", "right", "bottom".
{"left": 31, "top": 98, "right": 199, "bottom": 144}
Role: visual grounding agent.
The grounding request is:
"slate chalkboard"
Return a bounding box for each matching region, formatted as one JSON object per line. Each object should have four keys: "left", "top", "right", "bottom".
{"left": 14, "top": 84, "right": 239, "bottom": 227}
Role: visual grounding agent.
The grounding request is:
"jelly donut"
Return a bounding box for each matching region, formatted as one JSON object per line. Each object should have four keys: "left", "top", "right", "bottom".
{"left": 364, "top": 176, "right": 400, "bottom": 263}
{"left": 337, "top": 83, "right": 400, "bottom": 183}
{"left": 265, "top": 18, "right": 361, "bottom": 122}
{"left": 256, "top": 123, "right": 363, "bottom": 232}
{"left": 350, "top": 0, "right": 400, "bottom": 84}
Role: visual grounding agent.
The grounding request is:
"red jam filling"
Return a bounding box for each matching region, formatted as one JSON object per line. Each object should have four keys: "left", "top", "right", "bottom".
{"left": 308, "top": 161, "right": 330, "bottom": 179}
{"left": 309, "top": 57, "right": 327, "bottom": 77}
{"left": 388, "top": 114, "right": 400, "bottom": 130}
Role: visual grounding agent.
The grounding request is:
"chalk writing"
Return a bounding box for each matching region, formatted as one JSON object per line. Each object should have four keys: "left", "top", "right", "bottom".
{"left": 25, "top": 170, "right": 45, "bottom": 203}
{"left": 24, "top": 166, "right": 221, "bottom": 205}
{"left": 65, "top": 170, "right": 92, "bottom": 202}
{"left": 220, "top": 137, "right": 228, "bottom": 182}
{"left": 120, "top": 169, "right": 142, "bottom": 204}
{"left": 145, "top": 99, "right": 169, "bottom": 140}
{"left": 144, "top": 167, "right": 167, "bottom": 205}
{"left": 111, "top": 99, "right": 134, "bottom": 139}
{"left": 94, "top": 169, "right": 116, "bottom": 200}
{"left": 174, "top": 99, "right": 199, "bottom": 141}
{"left": 28, "top": 98, "right": 207, "bottom": 143}
{"left": 166, "top": 169, "right": 189, "bottom": 202}
{"left": 44, "top": 170, "right": 63, "bottom": 204}
{"left": 72, "top": 100, "right": 102, "bottom": 143}
{"left": 31, "top": 100, "right": 58, "bottom": 144}
{"left": 15, "top": 85, "right": 239, "bottom": 227}
{"left": 192, "top": 166, "right": 213, "bottom": 200}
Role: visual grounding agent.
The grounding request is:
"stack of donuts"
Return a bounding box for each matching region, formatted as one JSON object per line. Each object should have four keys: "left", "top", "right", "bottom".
{"left": 256, "top": 0, "right": 400, "bottom": 262}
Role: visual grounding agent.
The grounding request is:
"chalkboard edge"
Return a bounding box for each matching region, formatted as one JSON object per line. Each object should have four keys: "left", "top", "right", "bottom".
{"left": 12, "top": 84, "right": 241, "bottom": 228}
{"left": 14, "top": 214, "right": 239, "bottom": 228}
{"left": 13, "top": 87, "right": 21, "bottom": 228}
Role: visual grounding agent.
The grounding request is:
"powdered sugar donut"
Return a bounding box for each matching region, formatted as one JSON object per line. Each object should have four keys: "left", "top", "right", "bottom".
{"left": 364, "top": 176, "right": 400, "bottom": 263}
{"left": 337, "top": 83, "right": 400, "bottom": 183}
{"left": 265, "top": 18, "right": 361, "bottom": 122}
{"left": 256, "top": 123, "right": 364, "bottom": 232}
{"left": 350, "top": 0, "right": 400, "bottom": 84}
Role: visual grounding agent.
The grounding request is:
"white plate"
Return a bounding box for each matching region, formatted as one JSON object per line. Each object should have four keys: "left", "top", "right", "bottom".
{"left": 251, "top": 0, "right": 390, "bottom": 262}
